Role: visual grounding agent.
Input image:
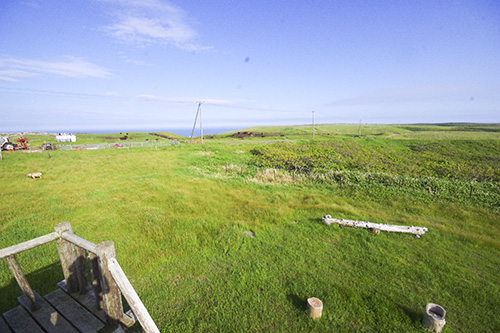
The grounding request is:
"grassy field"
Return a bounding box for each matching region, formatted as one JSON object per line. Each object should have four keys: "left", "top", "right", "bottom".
{"left": 1, "top": 124, "right": 499, "bottom": 332}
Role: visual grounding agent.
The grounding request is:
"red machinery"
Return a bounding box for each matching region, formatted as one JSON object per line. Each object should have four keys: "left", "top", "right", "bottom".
{"left": 0, "top": 136, "right": 29, "bottom": 151}
{"left": 16, "top": 137, "right": 29, "bottom": 149}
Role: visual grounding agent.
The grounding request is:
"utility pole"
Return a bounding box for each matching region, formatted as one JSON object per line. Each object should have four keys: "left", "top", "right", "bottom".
{"left": 190, "top": 102, "right": 203, "bottom": 144}
{"left": 199, "top": 102, "right": 203, "bottom": 145}
{"left": 312, "top": 111, "right": 315, "bottom": 139}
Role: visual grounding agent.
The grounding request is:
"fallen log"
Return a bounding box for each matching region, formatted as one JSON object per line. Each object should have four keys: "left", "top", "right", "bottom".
{"left": 322, "top": 215, "right": 428, "bottom": 237}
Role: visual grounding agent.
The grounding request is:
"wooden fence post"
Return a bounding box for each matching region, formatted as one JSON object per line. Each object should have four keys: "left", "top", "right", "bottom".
{"left": 96, "top": 241, "right": 124, "bottom": 326}
{"left": 5, "top": 255, "right": 39, "bottom": 311}
{"left": 74, "top": 245, "right": 88, "bottom": 294}
{"left": 89, "top": 252, "right": 103, "bottom": 309}
{"left": 55, "top": 222, "right": 79, "bottom": 293}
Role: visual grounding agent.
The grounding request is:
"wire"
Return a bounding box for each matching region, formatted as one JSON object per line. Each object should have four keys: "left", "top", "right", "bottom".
{"left": 0, "top": 86, "right": 120, "bottom": 100}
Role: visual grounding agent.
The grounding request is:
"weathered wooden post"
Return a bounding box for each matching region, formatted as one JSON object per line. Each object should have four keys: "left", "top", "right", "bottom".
{"left": 307, "top": 297, "right": 323, "bottom": 319}
{"left": 55, "top": 222, "right": 79, "bottom": 293}
{"left": 422, "top": 303, "right": 446, "bottom": 333}
{"left": 96, "top": 241, "right": 124, "bottom": 326}
{"left": 74, "top": 245, "right": 88, "bottom": 294}
{"left": 5, "top": 255, "right": 39, "bottom": 310}
{"left": 89, "top": 252, "right": 103, "bottom": 308}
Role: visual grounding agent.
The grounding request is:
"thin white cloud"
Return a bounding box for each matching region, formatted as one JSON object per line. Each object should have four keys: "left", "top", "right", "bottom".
{"left": 0, "top": 57, "right": 111, "bottom": 82}
{"left": 136, "top": 94, "right": 238, "bottom": 106}
{"left": 202, "top": 99, "right": 235, "bottom": 106}
{"left": 0, "top": 70, "right": 36, "bottom": 82}
{"left": 136, "top": 94, "right": 171, "bottom": 102}
{"left": 100, "top": 0, "right": 210, "bottom": 50}
{"left": 108, "top": 16, "right": 195, "bottom": 43}
{"left": 104, "top": 91, "right": 121, "bottom": 97}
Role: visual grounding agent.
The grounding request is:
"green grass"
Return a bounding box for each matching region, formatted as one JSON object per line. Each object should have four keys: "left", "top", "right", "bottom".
{"left": 1, "top": 124, "right": 500, "bottom": 332}
{"left": 217, "top": 123, "right": 500, "bottom": 141}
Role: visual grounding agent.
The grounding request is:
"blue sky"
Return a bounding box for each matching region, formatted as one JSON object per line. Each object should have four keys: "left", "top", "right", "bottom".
{"left": 1, "top": 0, "right": 499, "bottom": 134}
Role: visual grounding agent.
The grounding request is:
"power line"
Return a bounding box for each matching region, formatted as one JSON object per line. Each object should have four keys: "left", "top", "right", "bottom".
{"left": 0, "top": 86, "right": 120, "bottom": 100}
{"left": 0, "top": 86, "right": 325, "bottom": 117}
{"left": 312, "top": 111, "right": 315, "bottom": 138}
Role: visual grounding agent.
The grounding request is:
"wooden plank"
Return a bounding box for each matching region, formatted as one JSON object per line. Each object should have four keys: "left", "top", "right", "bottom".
{"left": 18, "top": 291, "right": 78, "bottom": 333}
{"left": 61, "top": 232, "right": 97, "bottom": 253}
{"left": 5, "top": 255, "right": 38, "bottom": 311}
{"left": 0, "top": 315, "right": 13, "bottom": 333}
{"left": 108, "top": 258, "right": 159, "bottom": 333}
{"left": 0, "top": 232, "right": 58, "bottom": 259}
{"left": 2, "top": 306, "right": 44, "bottom": 333}
{"left": 44, "top": 288, "right": 105, "bottom": 332}
{"left": 57, "top": 281, "right": 107, "bottom": 322}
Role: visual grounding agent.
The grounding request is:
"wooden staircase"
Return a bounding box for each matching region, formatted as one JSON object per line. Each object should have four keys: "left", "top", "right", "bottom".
{"left": 2, "top": 288, "right": 107, "bottom": 333}
{"left": 0, "top": 222, "right": 159, "bottom": 333}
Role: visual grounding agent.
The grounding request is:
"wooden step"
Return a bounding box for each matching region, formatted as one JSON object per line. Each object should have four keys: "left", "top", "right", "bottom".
{"left": 2, "top": 305, "right": 44, "bottom": 333}
{"left": 0, "top": 315, "right": 13, "bottom": 333}
{"left": 18, "top": 291, "right": 78, "bottom": 332}
{"left": 57, "top": 281, "right": 135, "bottom": 330}
{"left": 2, "top": 286, "right": 133, "bottom": 333}
{"left": 44, "top": 288, "right": 105, "bottom": 332}
{"left": 57, "top": 281, "right": 107, "bottom": 322}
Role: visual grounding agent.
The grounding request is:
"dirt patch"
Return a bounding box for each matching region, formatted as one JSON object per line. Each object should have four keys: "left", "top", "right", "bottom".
{"left": 150, "top": 132, "right": 179, "bottom": 140}
{"left": 229, "top": 132, "right": 266, "bottom": 138}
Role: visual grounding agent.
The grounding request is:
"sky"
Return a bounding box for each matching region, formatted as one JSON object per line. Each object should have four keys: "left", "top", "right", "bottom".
{"left": 1, "top": 0, "right": 499, "bottom": 134}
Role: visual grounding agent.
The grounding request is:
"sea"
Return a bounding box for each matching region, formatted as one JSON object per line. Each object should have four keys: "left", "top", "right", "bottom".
{"left": 81, "top": 127, "right": 238, "bottom": 137}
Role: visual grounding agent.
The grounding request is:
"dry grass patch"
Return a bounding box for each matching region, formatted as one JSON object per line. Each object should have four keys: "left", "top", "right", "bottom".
{"left": 250, "top": 168, "right": 302, "bottom": 184}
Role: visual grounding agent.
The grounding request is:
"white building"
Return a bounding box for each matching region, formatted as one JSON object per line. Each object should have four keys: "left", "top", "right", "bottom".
{"left": 56, "top": 133, "right": 76, "bottom": 142}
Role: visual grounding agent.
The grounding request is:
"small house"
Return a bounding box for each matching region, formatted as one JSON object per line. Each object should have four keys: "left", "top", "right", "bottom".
{"left": 56, "top": 133, "right": 76, "bottom": 142}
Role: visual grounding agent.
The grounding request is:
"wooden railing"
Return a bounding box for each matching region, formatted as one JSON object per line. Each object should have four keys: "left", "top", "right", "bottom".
{"left": 0, "top": 222, "right": 159, "bottom": 333}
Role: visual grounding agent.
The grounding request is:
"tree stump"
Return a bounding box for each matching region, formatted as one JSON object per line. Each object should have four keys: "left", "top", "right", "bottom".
{"left": 307, "top": 297, "right": 323, "bottom": 319}
{"left": 422, "top": 303, "right": 446, "bottom": 333}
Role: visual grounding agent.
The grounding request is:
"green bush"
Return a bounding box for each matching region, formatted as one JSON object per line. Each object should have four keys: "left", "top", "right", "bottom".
{"left": 249, "top": 140, "right": 500, "bottom": 209}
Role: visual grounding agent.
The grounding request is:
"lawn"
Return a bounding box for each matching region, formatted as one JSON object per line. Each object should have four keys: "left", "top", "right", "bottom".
{"left": 1, "top": 124, "right": 499, "bottom": 332}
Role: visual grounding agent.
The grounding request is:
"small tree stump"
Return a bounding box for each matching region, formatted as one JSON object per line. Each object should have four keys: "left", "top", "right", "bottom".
{"left": 307, "top": 297, "right": 323, "bottom": 319}
{"left": 422, "top": 303, "right": 446, "bottom": 333}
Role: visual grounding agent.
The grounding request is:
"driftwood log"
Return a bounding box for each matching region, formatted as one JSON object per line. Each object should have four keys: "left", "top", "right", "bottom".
{"left": 322, "top": 215, "right": 428, "bottom": 237}
{"left": 422, "top": 303, "right": 446, "bottom": 332}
